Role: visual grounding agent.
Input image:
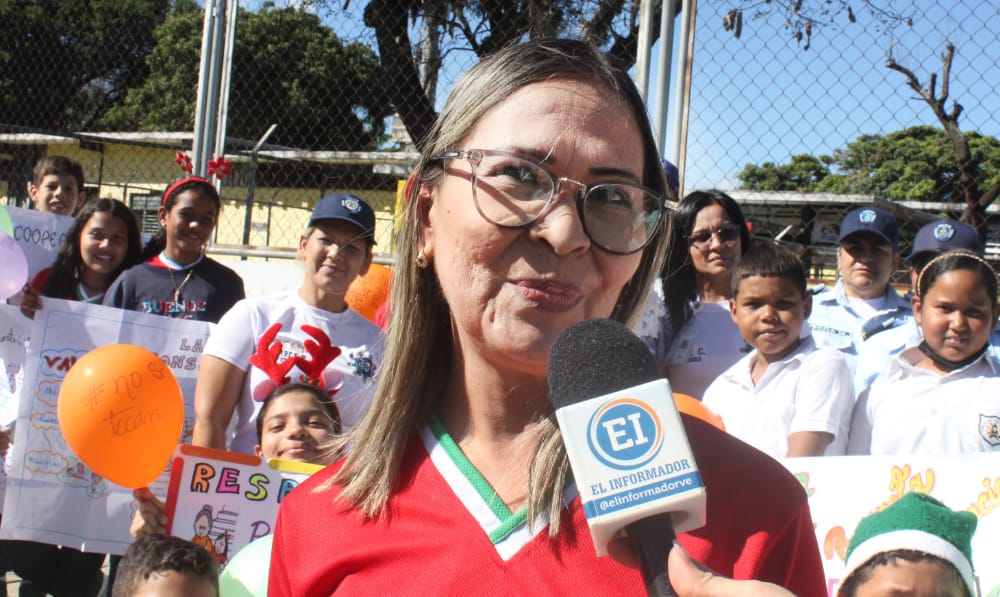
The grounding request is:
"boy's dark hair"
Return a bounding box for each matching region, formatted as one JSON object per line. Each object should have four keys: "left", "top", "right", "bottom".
{"left": 731, "top": 241, "right": 807, "bottom": 297}
{"left": 111, "top": 534, "right": 219, "bottom": 597}
{"left": 32, "top": 155, "right": 85, "bottom": 188}
{"left": 837, "top": 549, "right": 969, "bottom": 597}
{"left": 255, "top": 382, "right": 342, "bottom": 444}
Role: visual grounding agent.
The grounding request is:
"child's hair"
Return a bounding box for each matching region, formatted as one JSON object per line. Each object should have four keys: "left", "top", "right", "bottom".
{"left": 255, "top": 382, "right": 342, "bottom": 444}
{"left": 915, "top": 249, "right": 999, "bottom": 303}
{"left": 730, "top": 241, "right": 807, "bottom": 297}
{"left": 32, "top": 155, "right": 85, "bottom": 188}
{"left": 838, "top": 549, "right": 969, "bottom": 597}
{"left": 140, "top": 176, "right": 221, "bottom": 260}
{"left": 42, "top": 198, "right": 142, "bottom": 299}
{"left": 111, "top": 534, "right": 219, "bottom": 597}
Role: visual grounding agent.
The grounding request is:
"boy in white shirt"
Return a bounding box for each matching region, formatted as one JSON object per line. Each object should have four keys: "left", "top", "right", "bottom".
{"left": 703, "top": 242, "right": 855, "bottom": 458}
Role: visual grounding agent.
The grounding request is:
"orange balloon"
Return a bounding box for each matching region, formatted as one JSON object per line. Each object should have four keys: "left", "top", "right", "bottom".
{"left": 346, "top": 263, "right": 392, "bottom": 322}
{"left": 674, "top": 393, "right": 726, "bottom": 431}
{"left": 57, "top": 344, "right": 184, "bottom": 488}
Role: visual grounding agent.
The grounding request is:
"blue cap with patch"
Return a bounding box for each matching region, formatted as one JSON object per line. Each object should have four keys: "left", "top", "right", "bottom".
{"left": 309, "top": 193, "right": 376, "bottom": 244}
{"left": 837, "top": 206, "right": 898, "bottom": 249}
{"left": 908, "top": 218, "right": 982, "bottom": 261}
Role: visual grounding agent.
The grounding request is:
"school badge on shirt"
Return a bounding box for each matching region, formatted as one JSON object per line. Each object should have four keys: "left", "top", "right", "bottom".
{"left": 979, "top": 414, "right": 1000, "bottom": 449}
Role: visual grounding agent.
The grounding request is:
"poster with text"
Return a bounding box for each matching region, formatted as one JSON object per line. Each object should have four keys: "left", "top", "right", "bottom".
{"left": 780, "top": 453, "right": 1000, "bottom": 597}
{"left": 164, "top": 444, "right": 321, "bottom": 568}
{"left": 5, "top": 206, "right": 73, "bottom": 282}
{"left": 0, "top": 299, "right": 210, "bottom": 555}
{"left": 0, "top": 304, "right": 32, "bottom": 511}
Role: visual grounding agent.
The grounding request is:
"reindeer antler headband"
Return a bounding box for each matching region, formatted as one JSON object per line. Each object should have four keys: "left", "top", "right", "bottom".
{"left": 163, "top": 152, "right": 232, "bottom": 206}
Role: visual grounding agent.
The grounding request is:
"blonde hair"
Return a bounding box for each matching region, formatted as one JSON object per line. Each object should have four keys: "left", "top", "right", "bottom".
{"left": 322, "top": 39, "right": 673, "bottom": 535}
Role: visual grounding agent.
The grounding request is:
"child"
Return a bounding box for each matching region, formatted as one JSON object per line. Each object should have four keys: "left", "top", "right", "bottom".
{"left": 848, "top": 250, "right": 1000, "bottom": 454}
{"left": 103, "top": 176, "right": 245, "bottom": 323}
{"left": 130, "top": 383, "right": 340, "bottom": 538}
{"left": 702, "top": 242, "right": 855, "bottom": 458}
{"left": 28, "top": 155, "right": 85, "bottom": 216}
{"left": 20, "top": 198, "right": 142, "bottom": 318}
{"left": 3, "top": 198, "right": 142, "bottom": 596}
{"left": 111, "top": 534, "right": 219, "bottom": 597}
{"left": 838, "top": 492, "right": 976, "bottom": 597}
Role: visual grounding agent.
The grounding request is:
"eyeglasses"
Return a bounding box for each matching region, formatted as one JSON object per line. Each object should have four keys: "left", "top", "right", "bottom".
{"left": 688, "top": 225, "right": 741, "bottom": 249}
{"left": 430, "top": 149, "right": 669, "bottom": 255}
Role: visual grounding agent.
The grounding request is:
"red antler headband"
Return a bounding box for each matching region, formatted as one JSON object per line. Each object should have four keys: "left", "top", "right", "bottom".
{"left": 164, "top": 152, "right": 232, "bottom": 206}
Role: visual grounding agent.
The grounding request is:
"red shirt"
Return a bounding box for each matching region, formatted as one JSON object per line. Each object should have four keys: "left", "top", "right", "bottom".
{"left": 270, "top": 415, "right": 825, "bottom": 596}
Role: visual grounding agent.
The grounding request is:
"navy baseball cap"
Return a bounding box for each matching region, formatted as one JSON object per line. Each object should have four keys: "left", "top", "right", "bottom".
{"left": 309, "top": 193, "right": 376, "bottom": 244}
{"left": 837, "top": 206, "right": 898, "bottom": 249}
{"left": 908, "top": 218, "right": 982, "bottom": 261}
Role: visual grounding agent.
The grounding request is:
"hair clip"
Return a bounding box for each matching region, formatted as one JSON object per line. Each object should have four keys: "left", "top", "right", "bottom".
{"left": 174, "top": 151, "right": 194, "bottom": 174}
{"left": 208, "top": 156, "right": 232, "bottom": 179}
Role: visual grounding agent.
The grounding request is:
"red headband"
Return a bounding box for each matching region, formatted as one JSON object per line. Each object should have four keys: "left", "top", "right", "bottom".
{"left": 161, "top": 176, "right": 214, "bottom": 207}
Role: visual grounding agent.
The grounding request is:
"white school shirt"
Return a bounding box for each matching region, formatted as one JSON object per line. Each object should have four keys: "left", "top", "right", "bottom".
{"left": 847, "top": 346, "right": 1000, "bottom": 455}
{"left": 702, "top": 336, "right": 855, "bottom": 459}
{"left": 665, "top": 299, "right": 751, "bottom": 399}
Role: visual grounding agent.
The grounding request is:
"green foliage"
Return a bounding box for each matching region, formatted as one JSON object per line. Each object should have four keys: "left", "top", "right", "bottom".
{"left": 101, "top": 5, "right": 390, "bottom": 150}
{"left": 0, "top": 0, "right": 170, "bottom": 130}
{"left": 738, "top": 125, "right": 1000, "bottom": 203}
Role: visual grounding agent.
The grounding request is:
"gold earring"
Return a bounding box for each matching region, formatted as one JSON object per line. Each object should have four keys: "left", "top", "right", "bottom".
{"left": 416, "top": 251, "right": 429, "bottom": 269}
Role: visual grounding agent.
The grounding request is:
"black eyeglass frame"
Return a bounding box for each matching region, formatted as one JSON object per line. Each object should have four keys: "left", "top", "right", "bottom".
{"left": 430, "top": 148, "right": 670, "bottom": 255}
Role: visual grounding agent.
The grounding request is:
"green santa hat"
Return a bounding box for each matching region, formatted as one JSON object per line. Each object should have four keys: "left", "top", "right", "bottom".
{"left": 842, "top": 492, "right": 977, "bottom": 596}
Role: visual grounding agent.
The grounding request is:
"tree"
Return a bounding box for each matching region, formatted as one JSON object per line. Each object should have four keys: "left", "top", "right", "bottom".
{"left": 345, "top": 0, "right": 659, "bottom": 150}
{"left": 738, "top": 154, "right": 832, "bottom": 192}
{"left": 0, "top": 0, "right": 171, "bottom": 131}
{"left": 887, "top": 43, "right": 1000, "bottom": 232}
{"left": 102, "top": 5, "right": 390, "bottom": 151}
{"left": 737, "top": 125, "right": 1000, "bottom": 207}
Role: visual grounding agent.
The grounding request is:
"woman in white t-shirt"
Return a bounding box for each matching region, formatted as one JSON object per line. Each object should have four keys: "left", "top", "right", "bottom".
{"left": 648, "top": 191, "right": 752, "bottom": 398}
{"left": 192, "top": 194, "right": 383, "bottom": 454}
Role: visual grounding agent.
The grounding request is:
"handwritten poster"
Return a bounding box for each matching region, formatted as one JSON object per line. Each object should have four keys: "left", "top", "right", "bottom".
{"left": 0, "top": 304, "right": 31, "bottom": 511}
{"left": 780, "top": 453, "right": 1000, "bottom": 597}
{"left": 164, "top": 445, "right": 321, "bottom": 568}
{"left": 0, "top": 299, "right": 210, "bottom": 555}
{"left": 0, "top": 305, "right": 30, "bottom": 425}
{"left": 5, "top": 206, "right": 74, "bottom": 281}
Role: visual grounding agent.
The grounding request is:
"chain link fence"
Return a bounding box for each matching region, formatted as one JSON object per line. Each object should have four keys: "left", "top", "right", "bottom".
{"left": 1, "top": 1, "right": 998, "bottom": 276}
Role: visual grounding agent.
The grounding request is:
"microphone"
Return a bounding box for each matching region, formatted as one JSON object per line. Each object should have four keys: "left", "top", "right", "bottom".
{"left": 547, "top": 318, "right": 707, "bottom": 597}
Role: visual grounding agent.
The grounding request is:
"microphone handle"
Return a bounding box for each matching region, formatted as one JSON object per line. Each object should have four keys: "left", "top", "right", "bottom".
{"left": 626, "top": 512, "right": 678, "bottom": 597}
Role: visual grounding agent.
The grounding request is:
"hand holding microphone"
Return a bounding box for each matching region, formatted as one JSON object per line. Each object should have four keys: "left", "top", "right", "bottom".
{"left": 547, "top": 318, "right": 708, "bottom": 597}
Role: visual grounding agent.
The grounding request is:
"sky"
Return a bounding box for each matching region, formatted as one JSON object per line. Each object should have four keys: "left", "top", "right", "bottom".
{"left": 257, "top": 0, "right": 999, "bottom": 191}
{"left": 664, "top": 0, "right": 1000, "bottom": 189}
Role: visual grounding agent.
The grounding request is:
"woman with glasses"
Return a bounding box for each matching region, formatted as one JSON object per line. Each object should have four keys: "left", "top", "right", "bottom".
{"left": 637, "top": 190, "right": 753, "bottom": 399}
{"left": 269, "top": 39, "right": 823, "bottom": 596}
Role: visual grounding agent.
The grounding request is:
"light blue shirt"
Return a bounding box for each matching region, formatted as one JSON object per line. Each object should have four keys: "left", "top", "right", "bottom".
{"left": 807, "top": 280, "right": 913, "bottom": 387}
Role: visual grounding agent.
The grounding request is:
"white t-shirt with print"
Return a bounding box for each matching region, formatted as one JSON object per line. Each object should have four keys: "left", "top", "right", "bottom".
{"left": 204, "top": 290, "right": 383, "bottom": 454}
{"left": 665, "top": 299, "right": 750, "bottom": 399}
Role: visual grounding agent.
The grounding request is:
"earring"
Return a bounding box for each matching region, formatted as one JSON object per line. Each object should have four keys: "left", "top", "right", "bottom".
{"left": 416, "top": 251, "right": 429, "bottom": 269}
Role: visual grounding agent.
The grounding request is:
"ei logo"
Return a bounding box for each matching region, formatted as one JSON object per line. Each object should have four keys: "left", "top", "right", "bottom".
{"left": 586, "top": 398, "right": 663, "bottom": 470}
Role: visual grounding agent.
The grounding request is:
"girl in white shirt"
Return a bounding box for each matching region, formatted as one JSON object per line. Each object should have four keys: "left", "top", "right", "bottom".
{"left": 848, "top": 250, "right": 1000, "bottom": 454}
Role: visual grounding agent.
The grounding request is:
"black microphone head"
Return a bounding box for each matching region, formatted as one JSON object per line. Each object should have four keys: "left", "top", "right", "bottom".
{"left": 547, "top": 318, "right": 661, "bottom": 411}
